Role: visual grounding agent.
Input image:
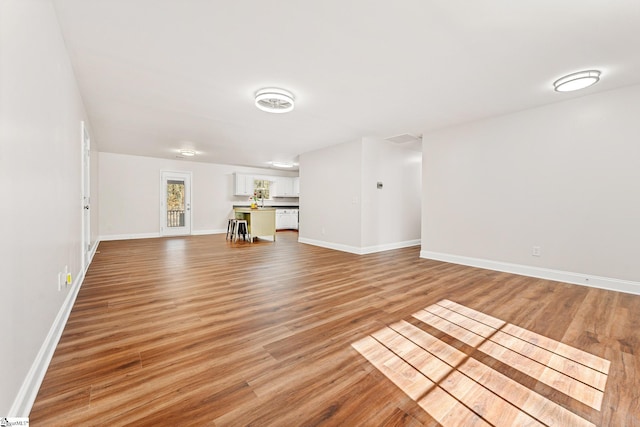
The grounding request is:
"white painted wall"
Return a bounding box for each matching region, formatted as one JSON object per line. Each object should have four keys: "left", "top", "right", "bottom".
{"left": 0, "top": 0, "right": 97, "bottom": 415}
{"left": 99, "top": 152, "right": 297, "bottom": 239}
{"left": 299, "top": 138, "right": 422, "bottom": 253}
{"left": 422, "top": 85, "right": 640, "bottom": 287}
{"left": 361, "top": 138, "right": 422, "bottom": 248}
{"left": 299, "top": 140, "right": 363, "bottom": 248}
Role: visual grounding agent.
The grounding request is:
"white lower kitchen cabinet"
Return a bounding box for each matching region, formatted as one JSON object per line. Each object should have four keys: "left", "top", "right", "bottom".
{"left": 275, "top": 209, "right": 299, "bottom": 230}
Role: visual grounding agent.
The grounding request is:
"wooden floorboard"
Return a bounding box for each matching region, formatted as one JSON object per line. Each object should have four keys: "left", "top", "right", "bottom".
{"left": 30, "top": 232, "right": 640, "bottom": 426}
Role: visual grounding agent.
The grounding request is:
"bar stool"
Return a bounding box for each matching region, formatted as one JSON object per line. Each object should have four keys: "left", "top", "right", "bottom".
{"left": 234, "top": 220, "right": 249, "bottom": 242}
{"left": 225, "top": 218, "right": 237, "bottom": 240}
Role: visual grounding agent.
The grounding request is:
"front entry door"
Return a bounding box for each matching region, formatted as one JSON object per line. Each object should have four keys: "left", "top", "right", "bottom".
{"left": 160, "top": 171, "right": 192, "bottom": 236}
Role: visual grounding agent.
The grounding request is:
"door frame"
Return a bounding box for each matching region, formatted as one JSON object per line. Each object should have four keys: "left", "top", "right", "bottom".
{"left": 160, "top": 170, "right": 193, "bottom": 236}
{"left": 81, "top": 121, "right": 91, "bottom": 271}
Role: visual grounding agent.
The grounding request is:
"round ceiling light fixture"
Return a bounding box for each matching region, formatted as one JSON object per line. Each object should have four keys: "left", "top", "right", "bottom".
{"left": 270, "top": 161, "right": 294, "bottom": 168}
{"left": 255, "top": 88, "right": 295, "bottom": 113}
{"left": 553, "top": 70, "right": 601, "bottom": 92}
{"left": 179, "top": 149, "right": 196, "bottom": 157}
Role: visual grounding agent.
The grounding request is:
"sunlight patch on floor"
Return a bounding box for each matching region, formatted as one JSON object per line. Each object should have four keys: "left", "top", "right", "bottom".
{"left": 352, "top": 299, "right": 610, "bottom": 427}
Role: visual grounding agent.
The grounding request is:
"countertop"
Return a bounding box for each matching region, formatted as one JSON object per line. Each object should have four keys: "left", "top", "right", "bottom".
{"left": 233, "top": 205, "right": 298, "bottom": 209}
{"left": 233, "top": 207, "right": 276, "bottom": 212}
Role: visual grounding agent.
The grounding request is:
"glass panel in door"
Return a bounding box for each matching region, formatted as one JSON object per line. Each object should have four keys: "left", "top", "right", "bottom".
{"left": 166, "top": 180, "right": 185, "bottom": 228}
{"left": 161, "top": 171, "right": 191, "bottom": 236}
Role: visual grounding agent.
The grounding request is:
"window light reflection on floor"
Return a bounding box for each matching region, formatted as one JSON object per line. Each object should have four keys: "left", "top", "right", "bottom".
{"left": 351, "top": 299, "right": 610, "bottom": 427}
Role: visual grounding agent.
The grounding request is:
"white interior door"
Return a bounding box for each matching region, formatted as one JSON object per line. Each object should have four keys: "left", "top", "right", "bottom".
{"left": 81, "top": 121, "right": 91, "bottom": 271}
{"left": 160, "top": 171, "right": 192, "bottom": 236}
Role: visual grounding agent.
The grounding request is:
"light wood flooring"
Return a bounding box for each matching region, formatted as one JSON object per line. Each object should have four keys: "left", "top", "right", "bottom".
{"left": 30, "top": 232, "right": 640, "bottom": 426}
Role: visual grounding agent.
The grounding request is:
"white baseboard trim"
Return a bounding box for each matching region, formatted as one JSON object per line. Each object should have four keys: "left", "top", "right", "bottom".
{"left": 100, "top": 230, "right": 231, "bottom": 240}
{"left": 191, "top": 229, "right": 226, "bottom": 236}
{"left": 99, "top": 232, "right": 160, "bottom": 241}
{"left": 299, "top": 237, "right": 421, "bottom": 255}
{"left": 9, "top": 269, "right": 86, "bottom": 417}
{"left": 420, "top": 250, "right": 640, "bottom": 296}
{"left": 360, "top": 239, "right": 421, "bottom": 255}
{"left": 298, "top": 238, "right": 361, "bottom": 254}
{"left": 87, "top": 240, "right": 99, "bottom": 270}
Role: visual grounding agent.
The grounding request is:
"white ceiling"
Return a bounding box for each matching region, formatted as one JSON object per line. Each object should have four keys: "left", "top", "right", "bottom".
{"left": 52, "top": 0, "right": 640, "bottom": 169}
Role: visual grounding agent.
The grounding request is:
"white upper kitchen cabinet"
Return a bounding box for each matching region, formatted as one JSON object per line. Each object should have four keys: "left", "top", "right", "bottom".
{"left": 234, "top": 173, "right": 254, "bottom": 196}
{"left": 293, "top": 177, "right": 300, "bottom": 196}
{"left": 272, "top": 176, "right": 296, "bottom": 197}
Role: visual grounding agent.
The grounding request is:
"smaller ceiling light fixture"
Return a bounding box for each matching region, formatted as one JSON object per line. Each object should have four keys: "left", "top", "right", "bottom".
{"left": 255, "top": 88, "right": 295, "bottom": 113}
{"left": 553, "top": 70, "right": 601, "bottom": 92}
{"left": 179, "top": 149, "right": 196, "bottom": 157}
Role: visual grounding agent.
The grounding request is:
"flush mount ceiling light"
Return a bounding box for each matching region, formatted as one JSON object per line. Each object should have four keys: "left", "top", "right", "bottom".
{"left": 179, "top": 149, "right": 196, "bottom": 157}
{"left": 271, "top": 161, "right": 294, "bottom": 168}
{"left": 385, "top": 133, "right": 422, "bottom": 144}
{"left": 553, "top": 70, "right": 601, "bottom": 92}
{"left": 255, "top": 88, "right": 295, "bottom": 113}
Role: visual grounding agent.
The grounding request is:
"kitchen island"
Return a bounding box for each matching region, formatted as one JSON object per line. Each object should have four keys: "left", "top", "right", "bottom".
{"left": 233, "top": 207, "right": 276, "bottom": 242}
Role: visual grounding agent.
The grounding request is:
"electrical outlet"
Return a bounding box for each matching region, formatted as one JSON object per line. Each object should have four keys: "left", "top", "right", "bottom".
{"left": 58, "top": 272, "right": 63, "bottom": 291}
{"left": 66, "top": 273, "right": 72, "bottom": 286}
{"left": 532, "top": 246, "right": 541, "bottom": 257}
